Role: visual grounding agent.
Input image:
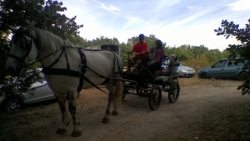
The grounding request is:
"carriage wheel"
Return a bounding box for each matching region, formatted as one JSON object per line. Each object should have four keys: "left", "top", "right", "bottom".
{"left": 168, "top": 81, "right": 180, "bottom": 103}
{"left": 148, "top": 85, "right": 162, "bottom": 111}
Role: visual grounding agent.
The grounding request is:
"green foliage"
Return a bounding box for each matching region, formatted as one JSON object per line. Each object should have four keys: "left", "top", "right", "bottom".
{"left": 0, "top": 0, "right": 236, "bottom": 98}
{"left": 215, "top": 18, "right": 250, "bottom": 95}
{"left": 0, "top": 0, "right": 83, "bottom": 96}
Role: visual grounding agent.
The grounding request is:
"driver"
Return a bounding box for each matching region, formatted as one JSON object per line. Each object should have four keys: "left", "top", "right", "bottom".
{"left": 130, "top": 34, "right": 148, "bottom": 62}
{"left": 127, "top": 34, "right": 148, "bottom": 72}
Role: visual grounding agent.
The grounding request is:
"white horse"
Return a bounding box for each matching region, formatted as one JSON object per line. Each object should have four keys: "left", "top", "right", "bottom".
{"left": 5, "top": 23, "right": 123, "bottom": 137}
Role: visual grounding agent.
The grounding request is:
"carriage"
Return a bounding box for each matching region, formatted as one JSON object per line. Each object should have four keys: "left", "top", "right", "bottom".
{"left": 5, "top": 22, "right": 181, "bottom": 137}
{"left": 122, "top": 55, "right": 180, "bottom": 111}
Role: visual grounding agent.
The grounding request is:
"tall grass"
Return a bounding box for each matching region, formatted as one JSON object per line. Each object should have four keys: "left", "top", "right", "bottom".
{"left": 181, "top": 54, "right": 211, "bottom": 73}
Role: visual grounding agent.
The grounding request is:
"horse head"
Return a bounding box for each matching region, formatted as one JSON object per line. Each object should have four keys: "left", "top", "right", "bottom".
{"left": 5, "top": 22, "right": 38, "bottom": 76}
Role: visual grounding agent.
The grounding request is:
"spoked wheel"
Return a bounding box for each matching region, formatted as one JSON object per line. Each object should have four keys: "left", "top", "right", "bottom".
{"left": 168, "top": 81, "right": 180, "bottom": 103}
{"left": 148, "top": 85, "right": 162, "bottom": 111}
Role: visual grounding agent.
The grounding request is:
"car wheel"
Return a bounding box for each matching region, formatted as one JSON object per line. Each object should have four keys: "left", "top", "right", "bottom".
{"left": 4, "top": 98, "right": 22, "bottom": 112}
{"left": 238, "top": 72, "right": 249, "bottom": 80}
{"left": 200, "top": 72, "right": 209, "bottom": 79}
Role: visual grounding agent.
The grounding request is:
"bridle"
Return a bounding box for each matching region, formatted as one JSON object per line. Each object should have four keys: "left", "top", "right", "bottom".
{"left": 8, "top": 32, "right": 33, "bottom": 67}
{"left": 8, "top": 30, "right": 63, "bottom": 68}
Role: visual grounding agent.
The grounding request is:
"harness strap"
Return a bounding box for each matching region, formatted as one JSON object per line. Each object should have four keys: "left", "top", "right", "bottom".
{"left": 77, "top": 48, "right": 86, "bottom": 93}
{"left": 83, "top": 66, "right": 106, "bottom": 79}
{"left": 83, "top": 76, "right": 109, "bottom": 94}
{"left": 42, "top": 68, "right": 82, "bottom": 77}
{"left": 46, "top": 47, "right": 65, "bottom": 68}
{"left": 8, "top": 54, "right": 26, "bottom": 65}
{"left": 64, "top": 47, "right": 71, "bottom": 71}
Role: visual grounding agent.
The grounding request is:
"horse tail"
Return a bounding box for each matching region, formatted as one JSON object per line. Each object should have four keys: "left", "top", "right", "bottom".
{"left": 112, "top": 80, "right": 123, "bottom": 115}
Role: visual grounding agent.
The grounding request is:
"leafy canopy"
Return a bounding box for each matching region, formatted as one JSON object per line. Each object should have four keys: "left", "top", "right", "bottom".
{"left": 0, "top": 0, "right": 83, "bottom": 96}
{"left": 215, "top": 18, "right": 250, "bottom": 95}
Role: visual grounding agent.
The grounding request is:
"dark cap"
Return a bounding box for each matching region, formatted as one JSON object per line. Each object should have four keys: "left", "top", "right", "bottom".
{"left": 155, "top": 39, "right": 162, "bottom": 45}
{"left": 139, "top": 34, "right": 144, "bottom": 38}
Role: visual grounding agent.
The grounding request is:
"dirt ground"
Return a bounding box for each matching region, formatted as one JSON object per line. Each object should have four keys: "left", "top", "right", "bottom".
{"left": 0, "top": 78, "right": 250, "bottom": 141}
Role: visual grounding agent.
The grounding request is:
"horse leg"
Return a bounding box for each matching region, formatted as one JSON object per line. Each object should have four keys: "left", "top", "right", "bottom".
{"left": 54, "top": 92, "right": 69, "bottom": 134}
{"left": 102, "top": 92, "right": 113, "bottom": 123}
{"left": 111, "top": 81, "right": 123, "bottom": 116}
{"left": 67, "top": 92, "right": 82, "bottom": 137}
{"left": 102, "top": 80, "right": 117, "bottom": 123}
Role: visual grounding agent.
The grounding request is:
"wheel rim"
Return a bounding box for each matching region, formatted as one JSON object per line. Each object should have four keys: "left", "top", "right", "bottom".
{"left": 150, "top": 89, "right": 160, "bottom": 108}
{"left": 6, "top": 99, "right": 21, "bottom": 112}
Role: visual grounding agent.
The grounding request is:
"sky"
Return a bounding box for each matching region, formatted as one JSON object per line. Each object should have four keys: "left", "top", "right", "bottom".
{"left": 60, "top": 0, "right": 250, "bottom": 51}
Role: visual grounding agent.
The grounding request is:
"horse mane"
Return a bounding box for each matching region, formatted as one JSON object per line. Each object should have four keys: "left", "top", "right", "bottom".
{"left": 33, "top": 28, "right": 75, "bottom": 50}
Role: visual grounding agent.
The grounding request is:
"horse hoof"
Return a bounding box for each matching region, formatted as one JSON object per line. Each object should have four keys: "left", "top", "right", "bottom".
{"left": 111, "top": 111, "right": 118, "bottom": 116}
{"left": 71, "top": 130, "right": 82, "bottom": 137}
{"left": 56, "top": 128, "right": 67, "bottom": 134}
{"left": 102, "top": 118, "right": 109, "bottom": 123}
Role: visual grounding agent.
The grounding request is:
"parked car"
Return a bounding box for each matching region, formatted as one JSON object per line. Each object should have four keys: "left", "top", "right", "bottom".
{"left": 198, "top": 58, "right": 249, "bottom": 79}
{"left": 161, "top": 57, "right": 195, "bottom": 77}
{"left": 178, "top": 63, "right": 195, "bottom": 77}
{"left": 0, "top": 70, "right": 55, "bottom": 112}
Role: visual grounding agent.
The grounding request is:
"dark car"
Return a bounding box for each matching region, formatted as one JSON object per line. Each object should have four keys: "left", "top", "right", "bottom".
{"left": 198, "top": 58, "right": 249, "bottom": 79}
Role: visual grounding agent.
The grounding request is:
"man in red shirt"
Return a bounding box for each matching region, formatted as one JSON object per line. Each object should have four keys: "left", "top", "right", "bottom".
{"left": 131, "top": 34, "right": 148, "bottom": 61}
{"left": 127, "top": 34, "right": 149, "bottom": 73}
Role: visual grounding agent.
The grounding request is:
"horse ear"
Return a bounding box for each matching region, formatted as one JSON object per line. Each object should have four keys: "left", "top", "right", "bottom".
{"left": 7, "top": 25, "right": 18, "bottom": 33}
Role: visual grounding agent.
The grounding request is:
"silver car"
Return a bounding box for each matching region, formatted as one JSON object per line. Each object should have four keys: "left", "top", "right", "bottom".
{"left": 0, "top": 70, "right": 55, "bottom": 112}
{"left": 178, "top": 64, "right": 195, "bottom": 77}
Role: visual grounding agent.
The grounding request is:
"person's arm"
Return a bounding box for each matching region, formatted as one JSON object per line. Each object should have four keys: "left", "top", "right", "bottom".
{"left": 152, "top": 54, "right": 161, "bottom": 64}
{"left": 128, "top": 44, "right": 136, "bottom": 54}
{"left": 148, "top": 52, "right": 161, "bottom": 65}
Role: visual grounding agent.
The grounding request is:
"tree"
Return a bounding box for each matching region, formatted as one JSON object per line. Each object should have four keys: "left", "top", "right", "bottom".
{"left": 0, "top": 0, "right": 83, "bottom": 97}
{"left": 215, "top": 18, "right": 250, "bottom": 95}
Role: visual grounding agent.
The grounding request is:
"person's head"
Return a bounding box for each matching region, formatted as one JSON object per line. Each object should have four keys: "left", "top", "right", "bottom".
{"left": 155, "top": 39, "right": 163, "bottom": 50}
{"left": 170, "top": 54, "right": 178, "bottom": 62}
{"left": 138, "top": 34, "right": 144, "bottom": 43}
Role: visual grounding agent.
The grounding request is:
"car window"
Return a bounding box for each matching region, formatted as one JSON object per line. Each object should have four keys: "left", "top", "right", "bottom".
{"left": 235, "top": 59, "right": 245, "bottom": 66}
{"left": 227, "top": 59, "right": 237, "bottom": 67}
{"left": 213, "top": 60, "right": 227, "bottom": 68}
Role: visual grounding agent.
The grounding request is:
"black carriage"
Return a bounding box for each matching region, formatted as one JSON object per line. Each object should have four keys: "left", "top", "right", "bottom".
{"left": 122, "top": 56, "right": 180, "bottom": 110}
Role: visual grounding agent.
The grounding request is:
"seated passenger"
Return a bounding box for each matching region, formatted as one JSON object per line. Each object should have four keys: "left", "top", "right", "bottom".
{"left": 147, "top": 40, "right": 165, "bottom": 76}
{"left": 163, "top": 54, "right": 178, "bottom": 74}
